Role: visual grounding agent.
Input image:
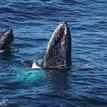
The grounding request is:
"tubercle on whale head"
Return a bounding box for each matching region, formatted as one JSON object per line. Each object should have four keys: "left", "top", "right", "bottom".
{"left": 0, "top": 29, "right": 14, "bottom": 50}
{"left": 43, "top": 21, "right": 72, "bottom": 69}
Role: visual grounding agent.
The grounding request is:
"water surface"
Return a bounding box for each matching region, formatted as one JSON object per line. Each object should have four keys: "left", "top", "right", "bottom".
{"left": 0, "top": 0, "right": 107, "bottom": 107}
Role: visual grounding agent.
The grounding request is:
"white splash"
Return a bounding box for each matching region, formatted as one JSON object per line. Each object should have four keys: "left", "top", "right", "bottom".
{"left": 0, "top": 49, "right": 5, "bottom": 53}
{"left": 0, "top": 98, "right": 8, "bottom": 107}
{"left": 32, "top": 62, "right": 41, "bottom": 69}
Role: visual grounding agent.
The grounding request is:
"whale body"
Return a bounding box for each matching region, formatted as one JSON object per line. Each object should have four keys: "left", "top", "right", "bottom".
{"left": 31, "top": 21, "right": 72, "bottom": 69}
{"left": 0, "top": 29, "right": 14, "bottom": 50}
{"left": 43, "top": 21, "right": 71, "bottom": 68}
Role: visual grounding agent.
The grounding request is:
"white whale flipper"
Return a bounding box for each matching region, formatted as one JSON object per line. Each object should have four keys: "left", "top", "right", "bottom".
{"left": 32, "top": 61, "right": 41, "bottom": 69}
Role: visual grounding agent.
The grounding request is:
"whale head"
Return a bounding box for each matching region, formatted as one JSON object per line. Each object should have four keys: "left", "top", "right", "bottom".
{"left": 0, "top": 29, "right": 14, "bottom": 50}
{"left": 43, "top": 22, "right": 71, "bottom": 68}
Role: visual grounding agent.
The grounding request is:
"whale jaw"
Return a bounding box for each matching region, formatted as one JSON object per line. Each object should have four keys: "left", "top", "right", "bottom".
{"left": 0, "top": 29, "right": 14, "bottom": 50}
{"left": 43, "top": 22, "right": 71, "bottom": 69}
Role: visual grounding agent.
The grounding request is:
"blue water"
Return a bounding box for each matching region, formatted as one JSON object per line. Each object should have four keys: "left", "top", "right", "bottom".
{"left": 0, "top": 0, "right": 107, "bottom": 107}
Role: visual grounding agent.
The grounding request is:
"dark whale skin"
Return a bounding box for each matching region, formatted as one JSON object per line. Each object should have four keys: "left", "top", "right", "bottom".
{"left": 43, "top": 22, "right": 71, "bottom": 69}
{"left": 0, "top": 29, "right": 14, "bottom": 50}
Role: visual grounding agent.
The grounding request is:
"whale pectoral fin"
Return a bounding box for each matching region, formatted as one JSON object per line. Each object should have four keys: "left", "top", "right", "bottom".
{"left": 21, "top": 60, "right": 33, "bottom": 68}
{"left": 43, "top": 21, "right": 71, "bottom": 68}
{"left": 21, "top": 60, "right": 42, "bottom": 69}
{"left": 0, "top": 29, "right": 14, "bottom": 50}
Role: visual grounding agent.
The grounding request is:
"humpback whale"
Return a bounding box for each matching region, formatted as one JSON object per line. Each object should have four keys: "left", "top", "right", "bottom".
{"left": 0, "top": 29, "right": 14, "bottom": 50}
{"left": 43, "top": 21, "right": 71, "bottom": 68}
{"left": 31, "top": 21, "right": 72, "bottom": 69}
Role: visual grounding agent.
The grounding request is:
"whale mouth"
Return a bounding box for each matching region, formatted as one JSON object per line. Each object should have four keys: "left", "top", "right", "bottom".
{"left": 43, "top": 21, "right": 71, "bottom": 68}
{"left": 0, "top": 29, "right": 14, "bottom": 50}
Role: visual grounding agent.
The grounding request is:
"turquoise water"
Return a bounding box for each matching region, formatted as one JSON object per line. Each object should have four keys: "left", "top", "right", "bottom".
{"left": 0, "top": 0, "right": 107, "bottom": 107}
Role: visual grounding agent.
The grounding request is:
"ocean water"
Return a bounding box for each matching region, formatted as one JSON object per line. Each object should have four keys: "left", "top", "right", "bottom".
{"left": 0, "top": 0, "right": 107, "bottom": 107}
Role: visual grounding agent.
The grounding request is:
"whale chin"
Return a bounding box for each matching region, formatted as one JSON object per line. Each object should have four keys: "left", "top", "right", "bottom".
{"left": 0, "top": 29, "right": 14, "bottom": 50}
{"left": 42, "top": 21, "right": 72, "bottom": 69}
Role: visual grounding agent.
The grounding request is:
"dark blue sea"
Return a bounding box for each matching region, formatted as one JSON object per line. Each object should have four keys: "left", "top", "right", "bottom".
{"left": 0, "top": 0, "right": 107, "bottom": 107}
